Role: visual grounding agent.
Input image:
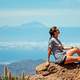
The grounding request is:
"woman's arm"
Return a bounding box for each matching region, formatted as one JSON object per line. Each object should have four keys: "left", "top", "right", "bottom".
{"left": 63, "top": 46, "right": 74, "bottom": 50}
{"left": 57, "top": 45, "right": 72, "bottom": 50}
{"left": 48, "top": 47, "right": 52, "bottom": 62}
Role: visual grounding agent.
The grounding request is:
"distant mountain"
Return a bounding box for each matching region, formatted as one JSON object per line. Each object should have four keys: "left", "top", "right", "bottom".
{"left": 0, "top": 23, "right": 80, "bottom": 42}
{"left": 0, "top": 59, "right": 45, "bottom": 76}
{"left": 0, "top": 22, "right": 49, "bottom": 41}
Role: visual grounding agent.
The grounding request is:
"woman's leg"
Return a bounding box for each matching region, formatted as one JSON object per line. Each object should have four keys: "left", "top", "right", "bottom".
{"left": 64, "top": 48, "right": 80, "bottom": 64}
{"left": 66, "top": 48, "right": 80, "bottom": 56}
{"left": 64, "top": 56, "right": 80, "bottom": 64}
{"left": 75, "top": 48, "right": 80, "bottom": 56}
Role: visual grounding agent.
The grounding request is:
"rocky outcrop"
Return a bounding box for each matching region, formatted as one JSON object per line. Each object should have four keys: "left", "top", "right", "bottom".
{"left": 24, "top": 62, "right": 80, "bottom": 80}
{"left": 34, "top": 62, "right": 80, "bottom": 80}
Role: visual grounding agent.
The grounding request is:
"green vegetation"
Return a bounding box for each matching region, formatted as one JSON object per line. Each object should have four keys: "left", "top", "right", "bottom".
{"left": 0, "top": 65, "right": 47, "bottom": 80}
{"left": 0, "top": 65, "right": 26, "bottom": 80}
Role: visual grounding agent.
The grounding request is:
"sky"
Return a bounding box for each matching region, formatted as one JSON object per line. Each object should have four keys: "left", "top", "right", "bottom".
{"left": 0, "top": 0, "right": 80, "bottom": 27}
{"left": 0, "top": 0, "right": 80, "bottom": 63}
{"left": 0, "top": 0, "right": 80, "bottom": 49}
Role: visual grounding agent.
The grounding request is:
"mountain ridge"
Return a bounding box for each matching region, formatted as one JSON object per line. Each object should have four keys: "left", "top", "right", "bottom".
{"left": 0, "top": 22, "right": 49, "bottom": 41}
{"left": 0, "top": 59, "right": 45, "bottom": 76}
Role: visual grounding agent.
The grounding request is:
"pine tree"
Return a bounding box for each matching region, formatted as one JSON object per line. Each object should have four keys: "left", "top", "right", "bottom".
{"left": 21, "top": 72, "right": 25, "bottom": 80}
{"left": 3, "top": 65, "right": 8, "bottom": 80}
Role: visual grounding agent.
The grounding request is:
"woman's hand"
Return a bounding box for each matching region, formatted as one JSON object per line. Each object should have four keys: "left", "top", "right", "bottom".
{"left": 63, "top": 46, "right": 78, "bottom": 50}
{"left": 45, "top": 61, "right": 50, "bottom": 67}
{"left": 70, "top": 46, "right": 74, "bottom": 49}
{"left": 70, "top": 46, "right": 79, "bottom": 49}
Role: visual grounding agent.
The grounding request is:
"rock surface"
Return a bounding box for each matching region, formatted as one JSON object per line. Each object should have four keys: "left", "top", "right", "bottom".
{"left": 25, "top": 62, "right": 80, "bottom": 80}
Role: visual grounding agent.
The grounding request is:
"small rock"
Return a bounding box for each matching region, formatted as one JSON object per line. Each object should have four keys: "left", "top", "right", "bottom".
{"left": 36, "top": 62, "right": 48, "bottom": 74}
{"left": 42, "top": 71, "right": 50, "bottom": 76}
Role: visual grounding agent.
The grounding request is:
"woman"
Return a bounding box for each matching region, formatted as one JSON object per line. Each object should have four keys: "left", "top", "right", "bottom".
{"left": 47, "top": 26, "right": 80, "bottom": 65}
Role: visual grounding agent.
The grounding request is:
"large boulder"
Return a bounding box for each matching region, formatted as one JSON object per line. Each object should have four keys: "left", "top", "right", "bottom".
{"left": 35, "top": 62, "right": 80, "bottom": 80}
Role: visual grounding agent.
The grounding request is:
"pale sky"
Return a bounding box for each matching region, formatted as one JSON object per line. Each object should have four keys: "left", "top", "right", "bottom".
{"left": 0, "top": 0, "right": 80, "bottom": 27}
{"left": 0, "top": 0, "right": 80, "bottom": 63}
